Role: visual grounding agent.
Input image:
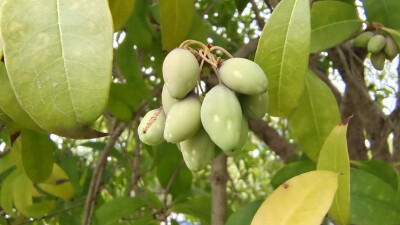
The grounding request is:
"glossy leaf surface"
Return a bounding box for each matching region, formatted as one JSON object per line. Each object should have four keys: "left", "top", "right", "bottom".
{"left": 363, "top": 0, "right": 400, "bottom": 30}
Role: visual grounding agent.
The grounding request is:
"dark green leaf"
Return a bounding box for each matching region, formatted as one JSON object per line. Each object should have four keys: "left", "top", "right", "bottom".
{"left": 94, "top": 197, "right": 145, "bottom": 225}
{"left": 159, "top": 0, "right": 195, "bottom": 50}
{"left": 350, "top": 168, "right": 400, "bottom": 225}
{"left": 235, "top": 0, "right": 250, "bottom": 14}
{"left": 186, "top": 12, "right": 208, "bottom": 44}
{"left": 310, "top": 1, "right": 362, "bottom": 52}
{"left": 126, "top": 0, "right": 153, "bottom": 50}
{"left": 363, "top": 0, "right": 400, "bottom": 30}
{"left": 352, "top": 160, "right": 398, "bottom": 191}
{"left": 255, "top": 0, "right": 311, "bottom": 117}
{"left": 226, "top": 199, "right": 263, "bottom": 225}
{"left": 271, "top": 161, "right": 316, "bottom": 188}
{"left": 289, "top": 70, "right": 340, "bottom": 161}
{"left": 131, "top": 214, "right": 159, "bottom": 225}
{"left": 21, "top": 129, "right": 54, "bottom": 183}
{"left": 172, "top": 195, "right": 211, "bottom": 225}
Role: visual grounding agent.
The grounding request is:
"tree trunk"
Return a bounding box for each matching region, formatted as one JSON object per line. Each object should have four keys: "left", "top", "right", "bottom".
{"left": 211, "top": 154, "right": 228, "bottom": 225}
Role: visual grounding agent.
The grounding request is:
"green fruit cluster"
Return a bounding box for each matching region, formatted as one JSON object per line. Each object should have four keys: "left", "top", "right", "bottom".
{"left": 353, "top": 31, "right": 399, "bottom": 71}
{"left": 138, "top": 42, "right": 269, "bottom": 171}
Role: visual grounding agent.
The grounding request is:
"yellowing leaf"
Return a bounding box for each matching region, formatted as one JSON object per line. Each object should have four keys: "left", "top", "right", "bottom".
{"left": 159, "top": 0, "right": 194, "bottom": 50}
{"left": 251, "top": 170, "right": 338, "bottom": 225}
{"left": 317, "top": 124, "right": 350, "bottom": 225}
{"left": 38, "top": 163, "right": 75, "bottom": 200}
{"left": 1, "top": 0, "right": 113, "bottom": 138}
{"left": 255, "top": 0, "right": 310, "bottom": 117}
{"left": 108, "top": 0, "right": 136, "bottom": 31}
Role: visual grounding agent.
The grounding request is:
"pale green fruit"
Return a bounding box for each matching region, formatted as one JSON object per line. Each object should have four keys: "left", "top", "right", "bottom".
{"left": 163, "top": 48, "right": 200, "bottom": 99}
{"left": 367, "top": 34, "right": 386, "bottom": 53}
{"left": 232, "top": 115, "right": 248, "bottom": 155}
{"left": 201, "top": 85, "right": 242, "bottom": 154}
{"left": 161, "top": 84, "right": 178, "bottom": 114}
{"left": 240, "top": 91, "right": 269, "bottom": 119}
{"left": 180, "top": 127, "right": 215, "bottom": 171}
{"left": 383, "top": 35, "right": 399, "bottom": 61}
{"left": 164, "top": 94, "right": 201, "bottom": 143}
{"left": 219, "top": 58, "right": 268, "bottom": 95}
{"left": 370, "top": 51, "right": 386, "bottom": 71}
{"left": 138, "top": 108, "right": 166, "bottom": 145}
{"left": 353, "top": 31, "right": 374, "bottom": 48}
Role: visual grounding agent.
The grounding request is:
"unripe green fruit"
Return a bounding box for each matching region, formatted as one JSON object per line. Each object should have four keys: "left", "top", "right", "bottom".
{"left": 164, "top": 94, "right": 201, "bottom": 143}
{"left": 180, "top": 127, "right": 215, "bottom": 171}
{"left": 138, "top": 108, "right": 166, "bottom": 145}
{"left": 383, "top": 35, "right": 399, "bottom": 61}
{"left": 201, "top": 85, "right": 242, "bottom": 154}
{"left": 232, "top": 115, "right": 248, "bottom": 155}
{"left": 371, "top": 51, "right": 386, "bottom": 71}
{"left": 161, "top": 84, "right": 178, "bottom": 114}
{"left": 367, "top": 34, "right": 386, "bottom": 54}
{"left": 239, "top": 91, "right": 269, "bottom": 119}
{"left": 219, "top": 58, "right": 268, "bottom": 95}
{"left": 163, "top": 48, "right": 200, "bottom": 99}
{"left": 353, "top": 31, "right": 374, "bottom": 48}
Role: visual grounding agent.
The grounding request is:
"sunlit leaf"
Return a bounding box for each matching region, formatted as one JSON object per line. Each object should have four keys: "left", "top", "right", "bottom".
{"left": 289, "top": 70, "right": 340, "bottom": 161}
{"left": 159, "top": 0, "right": 195, "bottom": 50}
{"left": 317, "top": 124, "right": 350, "bottom": 225}
{"left": 0, "top": 151, "right": 14, "bottom": 174}
{"left": 310, "top": 1, "right": 362, "bottom": 52}
{"left": 38, "top": 163, "right": 75, "bottom": 200}
{"left": 363, "top": 0, "right": 400, "bottom": 30}
{"left": 21, "top": 129, "right": 54, "bottom": 183}
{"left": 350, "top": 168, "right": 400, "bottom": 225}
{"left": 0, "top": 169, "right": 19, "bottom": 216}
{"left": 251, "top": 170, "right": 338, "bottom": 225}
{"left": 108, "top": 0, "right": 136, "bottom": 31}
{"left": 1, "top": 0, "right": 113, "bottom": 137}
{"left": 255, "top": 0, "right": 310, "bottom": 117}
{"left": 271, "top": 161, "right": 316, "bottom": 188}
{"left": 94, "top": 197, "right": 145, "bottom": 225}
{"left": 226, "top": 199, "right": 263, "bottom": 225}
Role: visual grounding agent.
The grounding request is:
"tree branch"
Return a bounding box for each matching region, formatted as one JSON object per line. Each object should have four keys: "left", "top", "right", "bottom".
{"left": 250, "top": 0, "right": 266, "bottom": 29}
{"left": 211, "top": 154, "right": 228, "bottom": 225}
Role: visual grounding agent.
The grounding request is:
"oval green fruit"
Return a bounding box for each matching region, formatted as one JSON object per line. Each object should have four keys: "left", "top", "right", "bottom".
{"left": 353, "top": 31, "right": 374, "bottom": 48}
{"left": 161, "top": 84, "right": 179, "bottom": 114}
{"left": 138, "top": 108, "right": 166, "bottom": 145}
{"left": 240, "top": 91, "right": 269, "bottom": 119}
{"left": 180, "top": 127, "right": 215, "bottom": 171}
{"left": 201, "top": 85, "right": 242, "bottom": 154}
{"left": 367, "top": 34, "right": 386, "bottom": 54}
{"left": 164, "top": 94, "right": 201, "bottom": 143}
{"left": 383, "top": 35, "right": 399, "bottom": 61}
{"left": 370, "top": 51, "right": 386, "bottom": 71}
{"left": 232, "top": 115, "right": 248, "bottom": 155}
{"left": 163, "top": 48, "right": 200, "bottom": 99}
{"left": 219, "top": 58, "right": 268, "bottom": 95}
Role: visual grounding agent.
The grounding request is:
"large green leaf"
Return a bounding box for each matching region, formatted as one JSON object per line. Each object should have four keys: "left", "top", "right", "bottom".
{"left": 352, "top": 160, "right": 398, "bottom": 191}
{"left": 310, "top": 1, "right": 362, "bottom": 53}
{"left": 226, "top": 199, "right": 263, "bottom": 225}
{"left": 251, "top": 170, "right": 338, "bottom": 225}
{"left": 1, "top": 0, "right": 113, "bottom": 138}
{"left": 255, "top": 0, "right": 310, "bottom": 117}
{"left": 0, "top": 169, "right": 19, "bottom": 216}
{"left": 108, "top": 0, "right": 136, "bottom": 31}
{"left": 0, "top": 63, "right": 42, "bottom": 131}
{"left": 159, "top": 0, "right": 195, "bottom": 50}
{"left": 271, "top": 160, "right": 316, "bottom": 188}
{"left": 21, "top": 129, "right": 54, "bottom": 183}
{"left": 363, "top": 0, "right": 400, "bottom": 30}
{"left": 289, "top": 70, "right": 340, "bottom": 161}
{"left": 0, "top": 151, "right": 14, "bottom": 174}
{"left": 317, "top": 124, "right": 350, "bottom": 225}
{"left": 94, "top": 197, "right": 145, "bottom": 225}
{"left": 350, "top": 168, "right": 400, "bottom": 225}
{"left": 172, "top": 195, "right": 211, "bottom": 225}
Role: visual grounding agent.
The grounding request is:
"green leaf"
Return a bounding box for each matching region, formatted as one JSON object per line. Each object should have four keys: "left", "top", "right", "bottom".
{"left": 363, "top": 0, "right": 400, "bottom": 30}
{"left": 350, "top": 168, "right": 400, "bottom": 225}
{"left": 226, "top": 199, "right": 264, "bottom": 225}
{"left": 310, "top": 1, "right": 362, "bottom": 53}
{"left": 186, "top": 12, "right": 208, "bottom": 44}
{"left": 108, "top": 0, "right": 137, "bottom": 31}
{"left": 0, "top": 151, "right": 14, "bottom": 174}
{"left": 131, "top": 214, "right": 159, "bottom": 225}
{"left": 382, "top": 28, "right": 400, "bottom": 48}
{"left": 156, "top": 143, "right": 192, "bottom": 198}
{"left": 38, "top": 163, "right": 75, "bottom": 200}
{"left": 125, "top": 0, "right": 153, "bottom": 50}
{"left": 352, "top": 159, "right": 398, "bottom": 191}
{"left": 1, "top": 169, "right": 19, "bottom": 216}
{"left": 159, "top": 0, "right": 195, "bottom": 50}
{"left": 271, "top": 161, "right": 316, "bottom": 188}
{"left": 317, "top": 124, "right": 350, "bottom": 225}
{"left": 172, "top": 195, "right": 211, "bottom": 225}
{"left": 21, "top": 129, "right": 54, "bottom": 183}
{"left": 255, "top": 0, "right": 311, "bottom": 117}
{"left": 94, "top": 197, "right": 145, "bottom": 225}
{"left": 251, "top": 170, "right": 338, "bottom": 225}
{"left": 1, "top": 0, "right": 113, "bottom": 137}
{"left": 235, "top": 0, "right": 250, "bottom": 14}
{"left": 289, "top": 70, "right": 340, "bottom": 161}
{"left": 0, "top": 62, "right": 42, "bottom": 131}
{"left": 59, "top": 155, "right": 82, "bottom": 196}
